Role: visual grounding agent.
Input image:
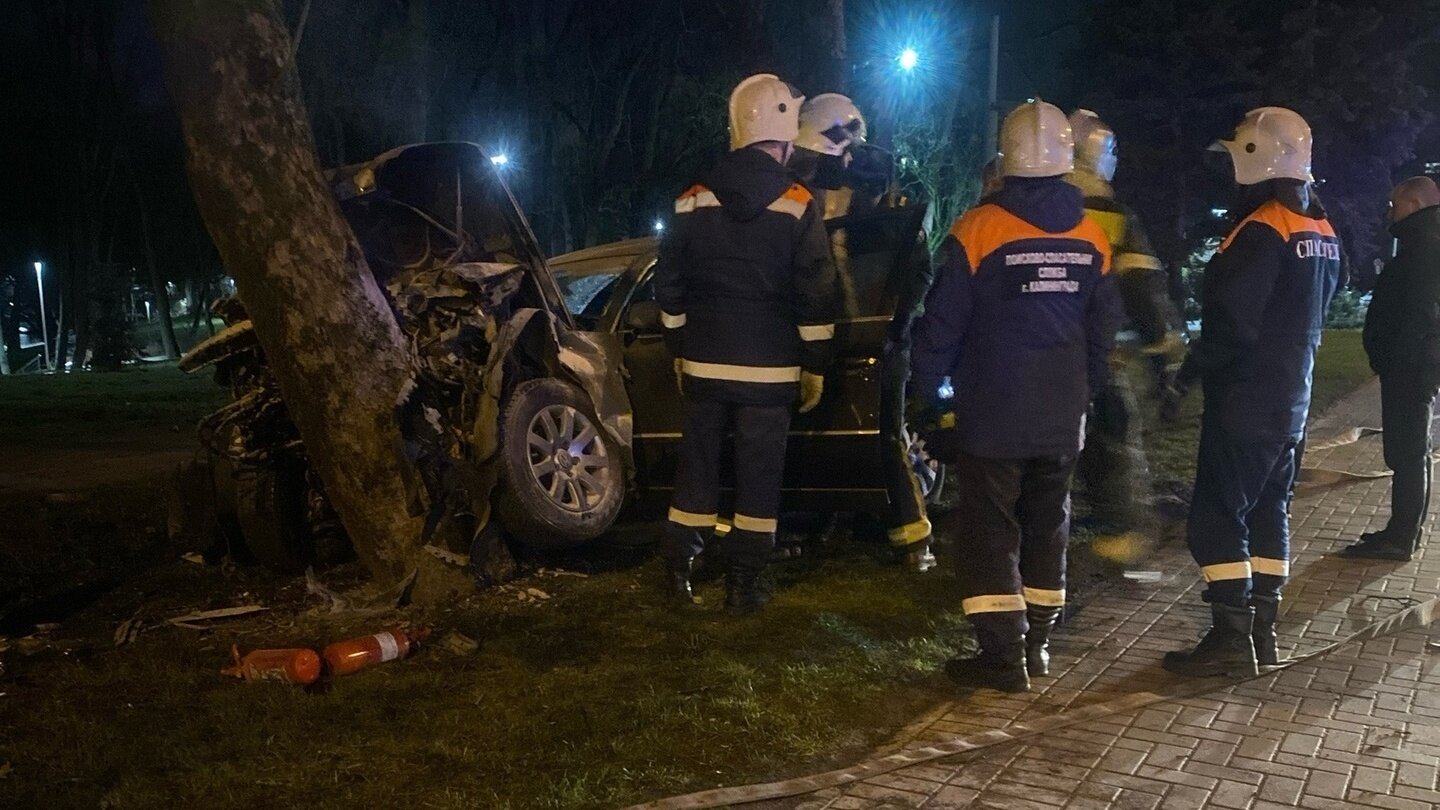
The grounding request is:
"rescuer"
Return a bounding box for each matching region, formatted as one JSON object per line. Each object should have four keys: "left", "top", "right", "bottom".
{"left": 1163, "top": 107, "right": 1341, "bottom": 676}
{"left": 1066, "top": 109, "right": 1184, "bottom": 540}
{"left": 654, "top": 74, "right": 840, "bottom": 613}
{"left": 910, "top": 100, "right": 1120, "bottom": 691}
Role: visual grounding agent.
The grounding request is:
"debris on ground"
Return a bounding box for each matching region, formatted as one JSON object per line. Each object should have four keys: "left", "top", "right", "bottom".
{"left": 305, "top": 567, "right": 417, "bottom": 614}
{"left": 221, "top": 643, "right": 322, "bottom": 686}
{"left": 113, "top": 615, "right": 144, "bottom": 648}
{"left": 423, "top": 544, "right": 470, "bottom": 567}
{"left": 180, "top": 552, "right": 206, "bottom": 565}
{"left": 322, "top": 626, "right": 432, "bottom": 677}
{"left": 535, "top": 568, "right": 588, "bottom": 578}
{"left": 1122, "top": 570, "right": 1163, "bottom": 583}
{"left": 438, "top": 630, "right": 479, "bottom": 656}
{"left": 168, "top": 605, "right": 268, "bottom": 630}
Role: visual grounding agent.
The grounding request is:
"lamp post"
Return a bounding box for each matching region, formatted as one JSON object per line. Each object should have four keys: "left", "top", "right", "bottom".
{"left": 34, "top": 261, "right": 49, "bottom": 371}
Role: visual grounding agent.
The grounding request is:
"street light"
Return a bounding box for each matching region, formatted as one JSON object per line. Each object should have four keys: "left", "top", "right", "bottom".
{"left": 490, "top": 153, "right": 510, "bottom": 167}
{"left": 653, "top": 220, "right": 665, "bottom": 234}
{"left": 897, "top": 47, "right": 919, "bottom": 72}
{"left": 34, "top": 261, "right": 49, "bottom": 371}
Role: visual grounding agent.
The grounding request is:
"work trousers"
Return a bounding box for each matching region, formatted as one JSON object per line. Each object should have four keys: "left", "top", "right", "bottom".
{"left": 880, "top": 344, "right": 932, "bottom": 547}
{"left": 945, "top": 450, "right": 1076, "bottom": 655}
{"left": 1186, "top": 410, "right": 1297, "bottom": 606}
{"left": 1077, "top": 368, "right": 1150, "bottom": 532}
{"left": 665, "top": 398, "right": 791, "bottom": 569}
{"left": 1380, "top": 372, "right": 1440, "bottom": 544}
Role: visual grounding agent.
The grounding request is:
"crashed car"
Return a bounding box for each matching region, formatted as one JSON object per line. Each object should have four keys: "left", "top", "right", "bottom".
{"left": 548, "top": 202, "right": 943, "bottom": 519}
{"left": 180, "top": 142, "right": 635, "bottom": 570}
{"left": 180, "top": 142, "right": 938, "bottom": 571}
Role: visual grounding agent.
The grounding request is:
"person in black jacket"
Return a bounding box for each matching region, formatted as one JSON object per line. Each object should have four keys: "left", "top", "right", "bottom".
{"left": 654, "top": 74, "right": 840, "bottom": 613}
{"left": 1344, "top": 176, "right": 1440, "bottom": 561}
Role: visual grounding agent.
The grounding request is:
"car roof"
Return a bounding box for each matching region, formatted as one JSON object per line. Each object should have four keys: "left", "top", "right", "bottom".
{"left": 549, "top": 237, "right": 658, "bottom": 272}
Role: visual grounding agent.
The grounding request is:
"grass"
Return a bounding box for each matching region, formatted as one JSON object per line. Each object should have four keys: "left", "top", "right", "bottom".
{"left": 0, "top": 330, "right": 1377, "bottom": 809}
{"left": 0, "top": 362, "right": 225, "bottom": 448}
{"left": 0, "top": 535, "right": 967, "bottom": 809}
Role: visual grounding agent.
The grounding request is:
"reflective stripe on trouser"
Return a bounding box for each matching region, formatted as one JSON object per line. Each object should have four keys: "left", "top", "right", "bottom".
{"left": 942, "top": 450, "right": 1077, "bottom": 652}
{"left": 879, "top": 344, "right": 932, "bottom": 547}
{"left": 666, "top": 397, "right": 791, "bottom": 569}
{"left": 1076, "top": 371, "right": 1151, "bottom": 532}
{"left": 1186, "top": 411, "right": 1298, "bottom": 605}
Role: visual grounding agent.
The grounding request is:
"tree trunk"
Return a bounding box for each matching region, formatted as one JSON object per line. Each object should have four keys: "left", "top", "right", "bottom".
{"left": 150, "top": 0, "right": 459, "bottom": 597}
{"left": 134, "top": 176, "right": 181, "bottom": 359}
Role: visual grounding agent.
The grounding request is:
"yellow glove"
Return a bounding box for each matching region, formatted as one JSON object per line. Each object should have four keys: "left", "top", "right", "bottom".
{"left": 798, "top": 371, "right": 824, "bottom": 413}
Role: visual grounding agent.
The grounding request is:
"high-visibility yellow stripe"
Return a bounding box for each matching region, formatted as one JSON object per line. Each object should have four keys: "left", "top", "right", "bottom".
{"left": 674, "top": 191, "right": 721, "bottom": 214}
{"left": 714, "top": 520, "right": 732, "bottom": 536}
{"left": 681, "top": 360, "right": 800, "bottom": 384}
{"left": 962, "top": 594, "right": 1027, "bottom": 615}
{"left": 1201, "top": 561, "right": 1252, "bottom": 582}
{"left": 661, "top": 311, "right": 686, "bottom": 329}
{"left": 1023, "top": 587, "right": 1066, "bottom": 607}
{"left": 732, "top": 513, "right": 778, "bottom": 533}
{"left": 887, "top": 518, "right": 932, "bottom": 546}
{"left": 1251, "top": 556, "right": 1290, "bottom": 576}
{"left": 668, "top": 507, "right": 717, "bottom": 528}
{"left": 1114, "top": 252, "right": 1163, "bottom": 274}
{"left": 767, "top": 196, "right": 807, "bottom": 219}
{"left": 797, "top": 323, "right": 835, "bottom": 341}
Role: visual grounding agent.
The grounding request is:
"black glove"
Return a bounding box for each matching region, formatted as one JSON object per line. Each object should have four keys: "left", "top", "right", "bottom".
{"left": 1092, "top": 387, "right": 1130, "bottom": 440}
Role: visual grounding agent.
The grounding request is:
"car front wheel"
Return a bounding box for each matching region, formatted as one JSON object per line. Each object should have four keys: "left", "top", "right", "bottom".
{"left": 496, "top": 377, "right": 625, "bottom": 548}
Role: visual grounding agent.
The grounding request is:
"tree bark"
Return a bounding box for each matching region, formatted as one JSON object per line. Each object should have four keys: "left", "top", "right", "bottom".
{"left": 150, "top": 0, "right": 455, "bottom": 595}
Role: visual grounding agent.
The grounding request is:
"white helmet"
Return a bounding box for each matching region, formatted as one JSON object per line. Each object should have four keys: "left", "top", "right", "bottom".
{"left": 728, "top": 74, "right": 805, "bottom": 150}
{"left": 1000, "top": 99, "right": 1074, "bottom": 178}
{"left": 1211, "top": 106, "right": 1313, "bottom": 185}
{"left": 796, "top": 93, "right": 867, "bottom": 156}
{"left": 1068, "top": 109, "right": 1118, "bottom": 183}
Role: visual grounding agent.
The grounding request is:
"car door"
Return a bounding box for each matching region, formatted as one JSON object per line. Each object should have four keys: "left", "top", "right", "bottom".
{"left": 783, "top": 205, "right": 929, "bottom": 497}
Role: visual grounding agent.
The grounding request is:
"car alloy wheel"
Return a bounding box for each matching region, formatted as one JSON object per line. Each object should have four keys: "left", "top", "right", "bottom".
{"left": 525, "top": 403, "right": 613, "bottom": 514}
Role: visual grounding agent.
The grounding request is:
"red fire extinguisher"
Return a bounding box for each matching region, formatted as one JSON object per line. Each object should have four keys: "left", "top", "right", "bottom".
{"left": 221, "top": 644, "right": 322, "bottom": 686}
{"left": 322, "top": 626, "right": 431, "bottom": 677}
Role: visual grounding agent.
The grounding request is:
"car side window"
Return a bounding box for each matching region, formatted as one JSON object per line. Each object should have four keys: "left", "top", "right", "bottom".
{"left": 826, "top": 210, "right": 922, "bottom": 320}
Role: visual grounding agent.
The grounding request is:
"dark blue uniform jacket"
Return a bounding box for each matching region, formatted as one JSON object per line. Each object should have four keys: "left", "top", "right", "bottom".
{"left": 1180, "top": 200, "right": 1342, "bottom": 442}
{"left": 654, "top": 148, "right": 839, "bottom": 406}
{"left": 911, "top": 177, "right": 1120, "bottom": 459}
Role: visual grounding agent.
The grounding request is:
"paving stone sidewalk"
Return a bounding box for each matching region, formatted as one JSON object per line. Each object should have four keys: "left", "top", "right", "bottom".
{"left": 788, "top": 379, "right": 1440, "bottom": 810}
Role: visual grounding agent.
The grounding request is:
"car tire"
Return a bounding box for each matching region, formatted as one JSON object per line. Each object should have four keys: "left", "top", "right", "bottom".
{"left": 233, "top": 461, "right": 315, "bottom": 573}
{"left": 497, "top": 377, "right": 625, "bottom": 549}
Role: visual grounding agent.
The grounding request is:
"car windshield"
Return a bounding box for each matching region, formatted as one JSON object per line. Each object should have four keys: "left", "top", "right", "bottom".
{"left": 554, "top": 269, "right": 624, "bottom": 328}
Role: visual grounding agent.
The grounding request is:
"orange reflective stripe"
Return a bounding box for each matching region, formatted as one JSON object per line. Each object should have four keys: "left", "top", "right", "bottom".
{"left": 1219, "top": 200, "right": 1336, "bottom": 252}
{"left": 949, "top": 204, "right": 1112, "bottom": 275}
{"left": 781, "top": 183, "right": 814, "bottom": 206}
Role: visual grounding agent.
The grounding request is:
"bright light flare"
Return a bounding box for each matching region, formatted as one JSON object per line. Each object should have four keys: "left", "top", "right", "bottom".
{"left": 653, "top": 220, "right": 665, "bottom": 233}
{"left": 490, "top": 153, "right": 510, "bottom": 167}
{"left": 898, "top": 47, "right": 919, "bottom": 72}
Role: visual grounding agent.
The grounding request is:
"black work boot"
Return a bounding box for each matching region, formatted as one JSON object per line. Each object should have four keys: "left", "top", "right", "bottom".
{"left": 1162, "top": 602, "right": 1259, "bottom": 678}
{"left": 899, "top": 539, "right": 937, "bottom": 573}
{"left": 723, "top": 533, "right": 772, "bottom": 615}
{"left": 1339, "top": 529, "right": 1416, "bottom": 561}
{"left": 945, "top": 644, "right": 1030, "bottom": 693}
{"left": 660, "top": 531, "right": 703, "bottom": 607}
{"left": 724, "top": 562, "right": 770, "bottom": 614}
{"left": 1024, "top": 605, "right": 1063, "bottom": 677}
{"left": 1249, "top": 594, "right": 1280, "bottom": 666}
